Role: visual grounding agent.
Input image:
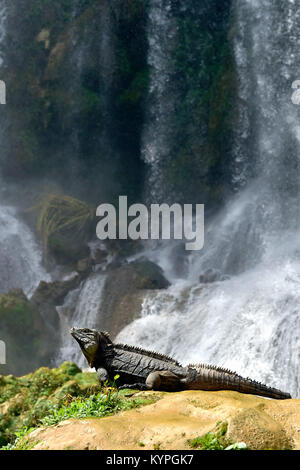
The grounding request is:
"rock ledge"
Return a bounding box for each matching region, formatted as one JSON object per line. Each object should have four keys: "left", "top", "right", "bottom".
{"left": 27, "top": 390, "right": 300, "bottom": 450}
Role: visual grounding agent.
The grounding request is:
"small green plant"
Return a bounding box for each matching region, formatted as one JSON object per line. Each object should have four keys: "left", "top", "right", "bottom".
{"left": 188, "top": 422, "right": 247, "bottom": 451}
{"left": 138, "top": 442, "right": 145, "bottom": 447}
{"left": 189, "top": 432, "right": 225, "bottom": 450}
{"left": 39, "top": 390, "right": 130, "bottom": 426}
{"left": 1, "top": 388, "right": 156, "bottom": 450}
{"left": 0, "top": 427, "right": 35, "bottom": 451}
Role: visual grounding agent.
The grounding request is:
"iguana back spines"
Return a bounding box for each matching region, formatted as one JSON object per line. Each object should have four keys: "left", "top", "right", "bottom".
{"left": 115, "top": 343, "right": 181, "bottom": 366}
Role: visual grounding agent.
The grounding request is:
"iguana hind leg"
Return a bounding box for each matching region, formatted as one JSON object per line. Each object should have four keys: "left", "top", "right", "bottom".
{"left": 146, "top": 370, "right": 181, "bottom": 391}
{"left": 118, "top": 371, "right": 181, "bottom": 391}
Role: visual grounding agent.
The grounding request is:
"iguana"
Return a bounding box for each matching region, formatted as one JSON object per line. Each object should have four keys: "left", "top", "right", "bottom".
{"left": 71, "top": 328, "right": 291, "bottom": 399}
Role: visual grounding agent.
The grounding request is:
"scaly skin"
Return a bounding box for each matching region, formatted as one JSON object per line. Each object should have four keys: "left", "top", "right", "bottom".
{"left": 71, "top": 328, "right": 291, "bottom": 399}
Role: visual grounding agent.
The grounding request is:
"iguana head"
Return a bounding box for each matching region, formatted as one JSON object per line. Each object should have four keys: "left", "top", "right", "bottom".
{"left": 70, "top": 327, "right": 112, "bottom": 368}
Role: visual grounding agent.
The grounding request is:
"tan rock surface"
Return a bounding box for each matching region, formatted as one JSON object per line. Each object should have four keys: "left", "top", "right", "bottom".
{"left": 27, "top": 390, "right": 300, "bottom": 451}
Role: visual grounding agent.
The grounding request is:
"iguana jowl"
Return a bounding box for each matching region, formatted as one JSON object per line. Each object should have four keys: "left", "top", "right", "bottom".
{"left": 71, "top": 328, "right": 291, "bottom": 399}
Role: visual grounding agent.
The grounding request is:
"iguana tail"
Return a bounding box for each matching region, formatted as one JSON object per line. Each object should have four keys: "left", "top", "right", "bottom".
{"left": 185, "top": 364, "right": 291, "bottom": 400}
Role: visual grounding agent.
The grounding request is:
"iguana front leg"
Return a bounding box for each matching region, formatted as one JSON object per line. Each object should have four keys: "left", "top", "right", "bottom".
{"left": 118, "top": 371, "right": 181, "bottom": 391}
{"left": 96, "top": 367, "right": 110, "bottom": 385}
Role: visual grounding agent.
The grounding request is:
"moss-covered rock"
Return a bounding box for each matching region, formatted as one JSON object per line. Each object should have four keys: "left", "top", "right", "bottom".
{"left": 1, "top": 0, "right": 147, "bottom": 203}
{"left": 0, "top": 362, "right": 99, "bottom": 447}
{"left": 157, "top": 0, "right": 235, "bottom": 207}
{"left": 0, "top": 289, "right": 54, "bottom": 378}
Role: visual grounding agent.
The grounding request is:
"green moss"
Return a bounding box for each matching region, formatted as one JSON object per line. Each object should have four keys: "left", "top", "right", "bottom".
{"left": 55, "top": 362, "right": 81, "bottom": 377}
{"left": 0, "top": 365, "right": 159, "bottom": 450}
{"left": 0, "top": 290, "right": 45, "bottom": 378}
{"left": 0, "top": 362, "right": 100, "bottom": 447}
{"left": 0, "top": 295, "right": 34, "bottom": 331}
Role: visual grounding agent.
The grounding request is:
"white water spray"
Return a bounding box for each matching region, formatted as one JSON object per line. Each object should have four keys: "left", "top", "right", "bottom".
{"left": 57, "top": 273, "right": 107, "bottom": 367}
{"left": 0, "top": 206, "right": 50, "bottom": 296}
{"left": 117, "top": 0, "right": 300, "bottom": 397}
{"left": 141, "top": 0, "right": 178, "bottom": 203}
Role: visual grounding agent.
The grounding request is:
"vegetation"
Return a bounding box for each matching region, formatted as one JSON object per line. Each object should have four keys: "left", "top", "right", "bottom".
{"left": 0, "top": 362, "right": 98, "bottom": 447}
{"left": 0, "top": 289, "right": 48, "bottom": 377}
{"left": 32, "top": 194, "right": 95, "bottom": 263}
{"left": 0, "top": 363, "right": 158, "bottom": 449}
{"left": 39, "top": 389, "right": 154, "bottom": 427}
{"left": 188, "top": 422, "right": 247, "bottom": 451}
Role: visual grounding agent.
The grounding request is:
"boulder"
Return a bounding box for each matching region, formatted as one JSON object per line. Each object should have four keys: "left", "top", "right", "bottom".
{"left": 25, "top": 390, "right": 300, "bottom": 450}
{"left": 97, "top": 259, "right": 170, "bottom": 337}
{"left": 124, "top": 259, "right": 170, "bottom": 290}
{"left": 30, "top": 275, "right": 84, "bottom": 343}
{"left": 31, "top": 276, "right": 82, "bottom": 310}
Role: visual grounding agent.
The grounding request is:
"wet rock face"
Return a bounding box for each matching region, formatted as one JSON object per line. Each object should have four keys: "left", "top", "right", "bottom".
{"left": 124, "top": 260, "right": 170, "bottom": 290}
{"left": 0, "top": 272, "right": 93, "bottom": 376}
{"left": 97, "top": 260, "right": 170, "bottom": 337}
{"left": 1, "top": 0, "right": 148, "bottom": 202}
{"left": 1, "top": 0, "right": 234, "bottom": 208}
{"left": 0, "top": 289, "right": 55, "bottom": 376}
{"left": 25, "top": 390, "right": 300, "bottom": 450}
{"left": 76, "top": 258, "right": 94, "bottom": 275}
{"left": 31, "top": 276, "right": 82, "bottom": 312}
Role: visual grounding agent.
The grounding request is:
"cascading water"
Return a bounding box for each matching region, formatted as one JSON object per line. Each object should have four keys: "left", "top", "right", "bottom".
{"left": 56, "top": 273, "right": 107, "bottom": 367}
{"left": 0, "top": 205, "right": 50, "bottom": 296}
{"left": 0, "top": 0, "right": 7, "bottom": 66}
{"left": 0, "top": 0, "right": 298, "bottom": 397}
{"left": 117, "top": 0, "right": 300, "bottom": 397}
{"left": 0, "top": 2, "right": 50, "bottom": 297}
{"left": 141, "top": 0, "right": 178, "bottom": 203}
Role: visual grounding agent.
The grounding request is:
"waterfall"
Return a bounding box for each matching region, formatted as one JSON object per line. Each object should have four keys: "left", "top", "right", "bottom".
{"left": 117, "top": 0, "right": 300, "bottom": 397}
{"left": 0, "top": 206, "right": 50, "bottom": 296}
{"left": 141, "top": 0, "right": 178, "bottom": 203}
{"left": 0, "top": 1, "right": 298, "bottom": 396}
{"left": 56, "top": 273, "right": 107, "bottom": 368}
{"left": 0, "top": 2, "right": 50, "bottom": 297}
{"left": 0, "top": 0, "right": 7, "bottom": 66}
